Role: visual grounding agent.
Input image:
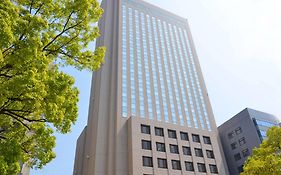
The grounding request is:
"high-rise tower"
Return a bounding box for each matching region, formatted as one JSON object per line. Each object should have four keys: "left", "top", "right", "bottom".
{"left": 73, "top": 0, "right": 229, "bottom": 174}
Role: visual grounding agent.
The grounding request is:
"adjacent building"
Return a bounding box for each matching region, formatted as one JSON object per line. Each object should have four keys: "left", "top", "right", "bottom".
{"left": 218, "top": 108, "right": 280, "bottom": 175}
{"left": 73, "top": 0, "right": 229, "bottom": 174}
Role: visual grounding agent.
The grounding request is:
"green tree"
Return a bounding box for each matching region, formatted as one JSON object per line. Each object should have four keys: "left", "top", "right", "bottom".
{"left": 241, "top": 126, "right": 281, "bottom": 175}
{"left": 0, "top": 0, "right": 105, "bottom": 174}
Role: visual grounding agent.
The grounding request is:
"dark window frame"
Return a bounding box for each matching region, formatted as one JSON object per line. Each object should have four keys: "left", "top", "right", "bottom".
{"left": 171, "top": 160, "right": 181, "bottom": 170}
{"left": 197, "top": 163, "right": 206, "bottom": 173}
{"left": 195, "top": 148, "right": 204, "bottom": 157}
{"left": 168, "top": 129, "right": 177, "bottom": 139}
{"left": 141, "top": 140, "right": 152, "bottom": 150}
{"left": 155, "top": 127, "right": 164, "bottom": 137}
{"left": 156, "top": 142, "right": 166, "bottom": 152}
{"left": 143, "top": 156, "right": 153, "bottom": 167}
{"left": 185, "top": 161, "right": 194, "bottom": 171}
{"left": 157, "top": 158, "right": 168, "bottom": 169}
{"left": 170, "top": 144, "right": 179, "bottom": 154}
{"left": 192, "top": 134, "right": 200, "bottom": 143}
{"left": 183, "top": 146, "right": 192, "bottom": 156}
{"left": 180, "top": 132, "right": 189, "bottom": 141}
{"left": 141, "top": 124, "right": 151, "bottom": 134}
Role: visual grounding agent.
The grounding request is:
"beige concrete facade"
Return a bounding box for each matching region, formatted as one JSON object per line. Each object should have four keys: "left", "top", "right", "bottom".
{"left": 73, "top": 0, "right": 229, "bottom": 174}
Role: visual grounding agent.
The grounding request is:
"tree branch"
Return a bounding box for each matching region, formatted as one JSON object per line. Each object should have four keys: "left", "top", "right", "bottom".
{"left": 1, "top": 111, "right": 31, "bottom": 130}
{"left": 43, "top": 18, "right": 83, "bottom": 51}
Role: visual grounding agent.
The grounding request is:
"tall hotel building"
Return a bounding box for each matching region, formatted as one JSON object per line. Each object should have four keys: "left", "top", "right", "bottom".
{"left": 73, "top": 0, "right": 229, "bottom": 174}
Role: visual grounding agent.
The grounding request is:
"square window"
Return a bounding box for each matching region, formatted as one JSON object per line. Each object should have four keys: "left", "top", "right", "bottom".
{"left": 183, "top": 146, "right": 191, "bottom": 156}
{"left": 242, "top": 148, "right": 250, "bottom": 157}
{"left": 143, "top": 156, "right": 153, "bottom": 167}
{"left": 157, "top": 158, "right": 167, "bottom": 169}
{"left": 156, "top": 142, "right": 166, "bottom": 152}
{"left": 168, "top": 129, "right": 177, "bottom": 139}
{"left": 231, "top": 142, "right": 238, "bottom": 150}
{"left": 141, "top": 124, "right": 150, "bottom": 134}
{"left": 206, "top": 150, "right": 215, "bottom": 159}
{"left": 180, "top": 132, "right": 189, "bottom": 141}
{"left": 195, "top": 148, "right": 203, "bottom": 157}
{"left": 170, "top": 144, "right": 179, "bottom": 154}
{"left": 235, "top": 127, "right": 242, "bottom": 135}
{"left": 171, "top": 160, "right": 181, "bottom": 170}
{"left": 185, "top": 161, "right": 194, "bottom": 171}
{"left": 239, "top": 137, "right": 246, "bottom": 146}
{"left": 203, "top": 136, "right": 211, "bottom": 144}
{"left": 197, "top": 163, "right": 206, "bottom": 172}
{"left": 141, "top": 140, "right": 152, "bottom": 150}
{"left": 155, "top": 127, "right": 164, "bottom": 136}
{"left": 192, "top": 134, "right": 200, "bottom": 143}
{"left": 238, "top": 165, "right": 244, "bottom": 173}
{"left": 234, "top": 153, "right": 241, "bottom": 161}
{"left": 228, "top": 131, "right": 235, "bottom": 139}
{"left": 209, "top": 164, "right": 218, "bottom": 174}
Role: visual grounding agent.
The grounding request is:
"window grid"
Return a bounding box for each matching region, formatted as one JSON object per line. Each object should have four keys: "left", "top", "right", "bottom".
{"left": 147, "top": 16, "right": 161, "bottom": 121}
{"left": 183, "top": 30, "right": 211, "bottom": 131}
{"left": 154, "top": 18, "right": 169, "bottom": 122}
{"left": 178, "top": 28, "right": 198, "bottom": 128}
{"left": 129, "top": 8, "right": 136, "bottom": 116}
{"left": 141, "top": 13, "right": 153, "bottom": 119}
{"left": 174, "top": 26, "right": 192, "bottom": 127}
{"left": 168, "top": 23, "right": 185, "bottom": 125}
{"left": 121, "top": 5, "right": 127, "bottom": 117}
{"left": 135, "top": 10, "right": 145, "bottom": 118}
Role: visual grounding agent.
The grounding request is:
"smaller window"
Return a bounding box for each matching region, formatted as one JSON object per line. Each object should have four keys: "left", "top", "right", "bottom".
{"left": 170, "top": 144, "right": 179, "bottom": 154}
{"left": 209, "top": 164, "right": 218, "bottom": 174}
{"left": 192, "top": 134, "right": 200, "bottom": 143}
{"left": 141, "top": 124, "right": 150, "bottom": 134}
{"left": 195, "top": 148, "right": 203, "bottom": 157}
{"left": 203, "top": 136, "right": 211, "bottom": 144}
{"left": 197, "top": 163, "right": 206, "bottom": 173}
{"left": 238, "top": 165, "right": 244, "bottom": 173}
{"left": 157, "top": 158, "right": 168, "bottom": 169}
{"left": 206, "top": 150, "right": 215, "bottom": 159}
{"left": 231, "top": 142, "right": 238, "bottom": 150}
{"left": 141, "top": 140, "right": 152, "bottom": 150}
{"left": 234, "top": 153, "right": 241, "bottom": 161}
{"left": 171, "top": 160, "right": 181, "bottom": 170}
{"left": 228, "top": 131, "right": 235, "bottom": 139}
{"left": 168, "top": 129, "right": 177, "bottom": 139}
{"left": 183, "top": 146, "right": 191, "bottom": 156}
{"left": 155, "top": 127, "right": 164, "bottom": 136}
{"left": 156, "top": 142, "right": 166, "bottom": 152}
{"left": 239, "top": 137, "right": 246, "bottom": 146}
{"left": 185, "top": 161, "right": 194, "bottom": 171}
{"left": 242, "top": 148, "right": 250, "bottom": 157}
{"left": 180, "top": 132, "right": 189, "bottom": 141}
{"left": 235, "top": 127, "right": 242, "bottom": 135}
{"left": 143, "top": 156, "right": 153, "bottom": 167}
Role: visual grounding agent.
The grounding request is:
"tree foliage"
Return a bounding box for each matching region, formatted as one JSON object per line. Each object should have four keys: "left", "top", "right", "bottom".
{"left": 241, "top": 126, "right": 281, "bottom": 175}
{"left": 0, "top": 0, "right": 105, "bottom": 174}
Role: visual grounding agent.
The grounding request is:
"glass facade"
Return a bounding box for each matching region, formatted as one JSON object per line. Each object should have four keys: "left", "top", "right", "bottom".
{"left": 121, "top": 2, "right": 212, "bottom": 131}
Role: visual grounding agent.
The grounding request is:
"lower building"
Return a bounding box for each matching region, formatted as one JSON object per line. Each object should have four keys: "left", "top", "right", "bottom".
{"left": 218, "top": 108, "right": 280, "bottom": 175}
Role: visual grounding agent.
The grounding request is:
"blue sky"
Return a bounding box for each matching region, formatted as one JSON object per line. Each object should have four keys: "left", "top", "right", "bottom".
{"left": 31, "top": 0, "right": 281, "bottom": 174}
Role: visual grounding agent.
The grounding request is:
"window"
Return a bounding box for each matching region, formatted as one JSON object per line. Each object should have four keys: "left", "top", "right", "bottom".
{"left": 185, "top": 161, "right": 194, "bottom": 171}
{"left": 242, "top": 148, "right": 250, "bottom": 157}
{"left": 231, "top": 142, "right": 238, "bottom": 150}
{"left": 235, "top": 127, "right": 242, "bottom": 135}
{"left": 143, "top": 156, "right": 153, "bottom": 167}
{"left": 170, "top": 144, "right": 179, "bottom": 154}
{"left": 195, "top": 148, "right": 203, "bottom": 157}
{"left": 155, "top": 127, "right": 164, "bottom": 136}
{"left": 203, "top": 136, "right": 211, "bottom": 144}
{"left": 180, "top": 132, "right": 189, "bottom": 141}
{"left": 206, "top": 150, "right": 215, "bottom": 159}
{"left": 168, "top": 129, "right": 177, "bottom": 139}
{"left": 156, "top": 142, "right": 166, "bottom": 152}
{"left": 238, "top": 165, "right": 244, "bottom": 173}
{"left": 228, "top": 131, "right": 235, "bottom": 139}
{"left": 234, "top": 153, "right": 241, "bottom": 161}
{"left": 157, "top": 158, "right": 167, "bottom": 169}
{"left": 142, "top": 140, "right": 152, "bottom": 150}
{"left": 209, "top": 164, "right": 218, "bottom": 174}
{"left": 239, "top": 137, "right": 246, "bottom": 146}
{"left": 192, "top": 134, "right": 200, "bottom": 143}
{"left": 141, "top": 125, "right": 150, "bottom": 134}
{"left": 171, "top": 160, "right": 181, "bottom": 170}
{"left": 183, "top": 146, "right": 191, "bottom": 156}
{"left": 197, "top": 163, "right": 206, "bottom": 172}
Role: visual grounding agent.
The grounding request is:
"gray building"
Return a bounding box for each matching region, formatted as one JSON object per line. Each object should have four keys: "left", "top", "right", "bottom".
{"left": 73, "top": 0, "right": 229, "bottom": 174}
{"left": 218, "top": 108, "right": 280, "bottom": 175}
